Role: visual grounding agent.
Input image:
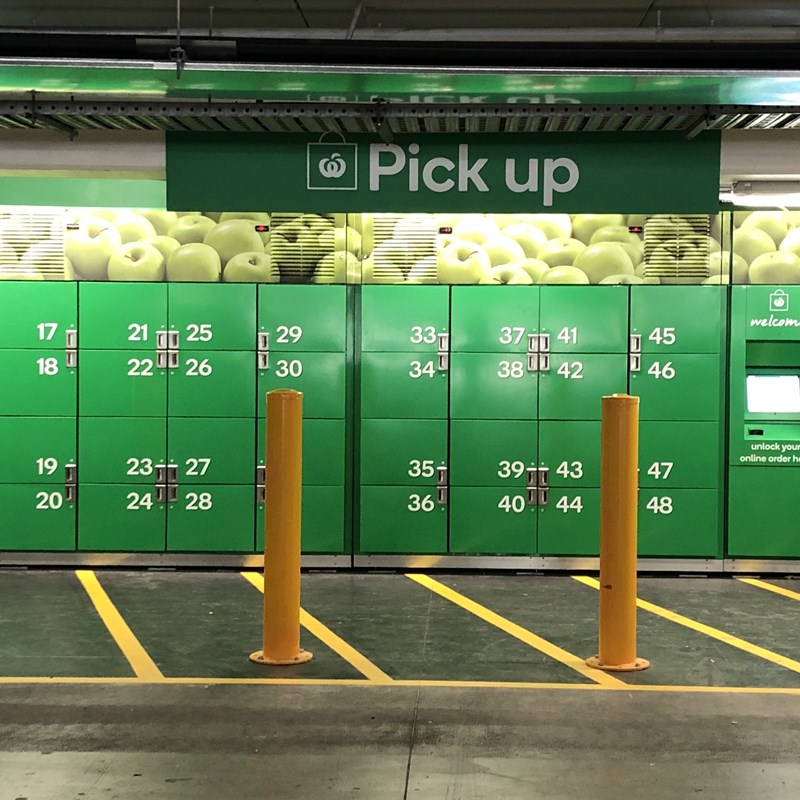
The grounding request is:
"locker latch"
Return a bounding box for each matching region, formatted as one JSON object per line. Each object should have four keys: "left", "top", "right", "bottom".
{"left": 436, "top": 487, "right": 448, "bottom": 506}
{"left": 436, "top": 465, "right": 448, "bottom": 505}
{"left": 629, "top": 354, "right": 641, "bottom": 372}
{"left": 155, "top": 463, "right": 167, "bottom": 484}
{"left": 157, "top": 351, "right": 168, "bottom": 370}
{"left": 629, "top": 334, "right": 642, "bottom": 353}
{"left": 168, "top": 330, "right": 180, "bottom": 349}
{"left": 64, "top": 484, "right": 76, "bottom": 503}
{"left": 167, "top": 351, "right": 180, "bottom": 370}
{"left": 65, "top": 329, "right": 77, "bottom": 348}
{"left": 257, "top": 332, "right": 269, "bottom": 351}
{"left": 537, "top": 488, "right": 549, "bottom": 506}
{"left": 64, "top": 463, "right": 77, "bottom": 484}
{"left": 437, "top": 332, "right": 450, "bottom": 372}
{"left": 538, "top": 334, "right": 551, "bottom": 353}
{"left": 256, "top": 465, "right": 266, "bottom": 485}
{"left": 167, "top": 485, "right": 179, "bottom": 503}
{"left": 256, "top": 486, "right": 265, "bottom": 504}
{"left": 526, "top": 467, "right": 549, "bottom": 488}
{"left": 257, "top": 352, "right": 269, "bottom": 371}
{"left": 538, "top": 354, "right": 550, "bottom": 372}
{"left": 65, "top": 349, "right": 77, "bottom": 369}
{"left": 156, "top": 330, "right": 169, "bottom": 349}
{"left": 527, "top": 333, "right": 539, "bottom": 354}
{"left": 526, "top": 354, "right": 539, "bottom": 372}
{"left": 167, "top": 464, "right": 179, "bottom": 484}
{"left": 436, "top": 465, "right": 448, "bottom": 486}
{"left": 155, "top": 484, "right": 167, "bottom": 504}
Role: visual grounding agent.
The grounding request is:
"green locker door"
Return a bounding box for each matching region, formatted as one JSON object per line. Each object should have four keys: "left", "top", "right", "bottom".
{"left": 540, "top": 286, "right": 629, "bottom": 353}
{"left": 359, "top": 486, "right": 447, "bottom": 553}
{"left": 360, "top": 419, "right": 446, "bottom": 487}
{"left": 539, "top": 354, "right": 628, "bottom": 420}
{"left": 0, "top": 485, "right": 76, "bottom": 551}
{"left": 450, "top": 353, "right": 537, "bottom": 419}
{"left": 538, "top": 421, "right": 602, "bottom": 556}
{"left": 79, "top": 350, "right": 167, "bottom": 417}
{"left": 169, "top": 351, "right": 255, "bottom": 418}
{"left": 258, "top": 352, "right": 345, "bottom": 419}
{"left": 79, "top": 283, "right": 168, "bottom": 349}
{"left": 0, "top": 282, "right": 77, "bottom": 349}
{"left": 167, "top": 485, "right": 254, "bottom": 552}
{"left": 0, "top": 417, "right": 75, "bottom": 484}
{"left": 361, "top": 285, "right": 449, "bottom": 352}
{"left": 450, "top": 286, "right": 538, "bottom": 353}
{"left": 79, "top": 417, "right": 166, "bottom": 484}
{"left": 639, "top": 422, "right": 721, "bottom": 490}
{"left": 638, "top": 489, "right": 720, "bottom": 557}
{"left": 171, "top": 417, "right": 254, "bottom": 485}
{"left": 449, "top": 420, "right": 538, "bottom": 554}
{"left": 78, "top": 484, "right": 166, "bottom": 552}
{"left": 169, "top": 283, "right": 256, "bottom": 351}
{"left": 0, "top": 350, "right": 77, "bottom": 416}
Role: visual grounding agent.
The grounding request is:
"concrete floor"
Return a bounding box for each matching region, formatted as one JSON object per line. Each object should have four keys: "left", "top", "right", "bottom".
{"left": 1, "top": 570, "right": 800, "bottom": 798}
{"left": 1, "top": 683, "right": 799, "bottom": 799}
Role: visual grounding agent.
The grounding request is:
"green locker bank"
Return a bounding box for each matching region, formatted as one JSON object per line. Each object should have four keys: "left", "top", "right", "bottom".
{"left": 0, "top": 186, "right": 796, "bottom": 569}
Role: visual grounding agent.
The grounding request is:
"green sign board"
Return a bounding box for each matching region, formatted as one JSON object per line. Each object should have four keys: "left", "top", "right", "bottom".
{"left": 166, "top": 131, "right": 720, "bottom": 213}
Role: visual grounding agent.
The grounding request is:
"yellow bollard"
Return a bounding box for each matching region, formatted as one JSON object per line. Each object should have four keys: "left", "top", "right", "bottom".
{"left": 586, "top": 394, "right": 649, "bottom": 672}
{"left": 250, "top": 389, "right": 313, "bottom": 666}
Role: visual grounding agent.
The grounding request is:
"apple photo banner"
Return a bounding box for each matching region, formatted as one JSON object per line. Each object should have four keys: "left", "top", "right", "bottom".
{"left": 166, "top": 131, "right": 720, "bottom": 214}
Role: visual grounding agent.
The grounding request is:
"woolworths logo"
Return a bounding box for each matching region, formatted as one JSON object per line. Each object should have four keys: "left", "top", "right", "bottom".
{"left": 308, "top": 140, "right": 581, "bottom": 204}
{"left": 750, "top": 290, "right": 800, "bottom": 327}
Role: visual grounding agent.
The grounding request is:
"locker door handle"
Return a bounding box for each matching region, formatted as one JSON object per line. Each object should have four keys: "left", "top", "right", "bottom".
{"left": 437, "top": 353, "right": 449, "bottom": 372}
{"left": 537, "top": 467, "right": 549, "bottom": 488}
{"left": 437, "top": 332, "right": 449, "bottom": 351}
{"left": 168, "top": 330, "right": 180, "bottom": 349}
{"left": 629, "top": 334, "right": 642, "bottom": 353}
{"left": 156, "top": 331, "right": 169, "bottom": 349}
{"left": 538, "top": 488, "right": 549, "bottom": 506}
{"left": 65, "top": 349, "right": 77, "bottom": 369}
{"left": 257, "top": 352, "right": 269, "bottom": 371}
{"left": 167, "top": 485, "right": 179, "bottom": 503}
{"left": 526, "top": 467, "right": 538, "bottom": 488}
{"left": 538, "top": 334, "right": 551, "bottom": 353}
{"left": 257, "top": 332, "right": 269, "bottom": 352}
{"left": 168, "top": 351, "right": 179, "bottom": 369}
{"left": 155, "top": 463, "right": 166, "bottom": 484}
{"left": 629, "top": 354, "right": 641, "bottom": 372}
{"left": 256, "top": 465, "right": 266, "bottom": 484}
{"left": 436, "top": 487, "right": 448, "bottom": 505}
{"left": 64, "top": 484, "right": 76, "bottom": 503}
{"left": 527, "top": 333, "right": 539, "bottom": 354}
{"left": 538, "top": 354, "right": 550, "bottom": 371}
{"left": 155, "top": 484, "right": 167, "bottom": 504}
{"left": 64, "top": 463, "right": 77, "bottom": 484}
{"left": 527, "top": 354, "right": 539, "bottom": 372}
{"left": 526, "top": 488, "right": 538, "bottom": 506}
{"left": 156, "top": 351, "right": 168, "bottom": 369}
{"left": 436, "top": 465, "right": 448, "bottom": 486}
{"left": 65, "top": 329, "right": 77, "bottom": 348}
{"left": 256, "top": 486, "right": 265, "bottom": 504}
{"left": 167, "top": 464, "right": 178, "bottom": 483}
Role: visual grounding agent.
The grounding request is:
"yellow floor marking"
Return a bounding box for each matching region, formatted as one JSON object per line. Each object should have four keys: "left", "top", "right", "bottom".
{"left": 737, "top": 577, "right": 800, "bottom": 602}
{"left": 241, "top": 572, "right": 394, "bottom": 684}
{"left": 406, "top": 573, "right": 625, "bottom": 688}
{"left": 75, "top": 570, "right": 164, "bottom": 681}
{"left": 574, "top": 575, "right": 800, "bottom": 675}
{"left": 2, "top": 675, "right": 800, "bottom": 694}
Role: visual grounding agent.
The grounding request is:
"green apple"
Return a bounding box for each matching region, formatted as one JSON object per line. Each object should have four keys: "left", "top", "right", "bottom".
{"left": 0, "top": 267, "right": 43, "bottom": 281}
{"left": 114, "top": 212, "right": 157, "bottom": 244}
{"left": 741, "top": 211, "right": 790, "bottom": 247}
{"left": 65, "top": 216, "right": 123, "bottom": 280}
{"left": 202, "top": 212, "right": 222, "bottom": 223}
{"left": 272, "top": 219, "right": 325, "bottom": 277}
{"left": 168, "top": 215, "right": 217, "bottom": 245}
{"left": 204, "top": 219, "right": 265, "bottom": 265}
{"left": 574, "top": 242, "right": 634, "bottom": 283}
{"left": 313, "top": 251, "right": 361, "bottom": 284}
{"left": 708, "top": 250, "right": 749, "bottom": 283}
{"left": 107, "top": 242, "right": 166, "bottom": 282}
{"left": 362, "top": 255, "right": 404, "bottom": 284}
{"left": 407, "top": 256, "right": 439, "bottom": 284}
{"left": 64, "top": 256, "right": 75, "bottom": 281}
{"left": 482, "top": 236, "right": 527, "bottom": 267}
{"left": 571, "top": 214, "right": 625, "bottom": 244}
{"left": 779, "top": 227, "right": 800, "bottom": 256}
{"left": 515, "top": 214, "right": 572, "bottom": 239}
{"left": 219, "top": 211, "right": 270, "bottom": 223}
{"left": 634, "top": 263, "right": 647, "bottom": 278}
{"left": 332, "top": 226, "right": 363, "bottom": 258}
{"left": 538, "top": 266, "right": 590, "bottom": 285}
{"left": 589, "top": 225, "right": 639, "bottom": 246}
{"left": 749, "top": 250, "right": 800, "bottom": 284}
{"left": 224, "top": 251, "right": 278, "bottom": 283}
{"left": 536, "top": 237, "right": 586, "bottom": 268}
{"left": 501, "top": 223, "right": 548, "bottom": 258}
{"left": 437, "top": 241, "right": 492, "bottom": 284}
{"left": 0, "top": 216, "right": 38, "bottom": 256}
{"left": 733, "top": 211, "right": 751, "bottom": 227}
{"left": 514, "top": 258, "right": 550, "bottom": 283}
{"left": 393, "top": 215, "right": 438, "bottom": 253}
{"left": 166, "top": 243, "right": 221, "bottom": 282}
{"left": 137, "top": 210, "right": 178, "bottom": 236}
{"left": 453, "top": 215, "right": 501, "bottom": 245}
{"left": 626, "top": 214, "right": 647, "bottom": 229}
{"left": 647, "top": 242, "right": 707, "bottom": 284}
{"left": 20, "top": 240, "right": 61, "bottom": 268}
{"left": 598, "top": 274, "right": 644, "bottom": 285}
{"left": 0, "top": 238, "right": 18, "bottom": 263}
{"left": 151, "top": 235, "right": 182, "bottom": 263}
{"left": 732, "top": 227, "right": 776, "bottom": 264}
{"left": 372, "top": 239, "right": 418, "bottom": 273}
{"left": 88, "top": 209, "right": 119, "bottom": 222}
{"left": 479, "top": 265, "right": 534, "bottom": 285}
{"left": 702, "top": 275, "right": 729, "bottom": 284}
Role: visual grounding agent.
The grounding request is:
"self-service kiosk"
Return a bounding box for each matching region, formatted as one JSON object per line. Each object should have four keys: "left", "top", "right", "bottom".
{"left": 729, "top": 286, "right": 800, "bottom": 558}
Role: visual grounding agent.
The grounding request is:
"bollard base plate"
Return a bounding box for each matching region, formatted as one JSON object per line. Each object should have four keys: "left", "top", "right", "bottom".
{"left": 249, "top": 649, "right": 314, "bottom": 666}
{"left": 586, "top": 655, "right": 650, "bottom": 672}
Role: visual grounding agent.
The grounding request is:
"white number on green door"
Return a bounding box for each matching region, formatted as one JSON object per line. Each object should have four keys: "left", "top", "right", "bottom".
{"left": 407, "top": 493, "right": 435, "bottom": 512}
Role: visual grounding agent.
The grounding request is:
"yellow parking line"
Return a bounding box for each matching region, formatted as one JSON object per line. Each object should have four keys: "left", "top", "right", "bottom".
{"left": 574, "top": 575, "right": 800, "bottom": 675}
{"left": 241, "top": 572, "right": 393, "bottom": 684}
{"left": 75, "top": 570, "right": 164, "bottom": 681}
{"left": 406, "top": 573, "right": 625, "bottom": 688}
{"left": 737, "top": 577, "right": 800, "bottom": 602}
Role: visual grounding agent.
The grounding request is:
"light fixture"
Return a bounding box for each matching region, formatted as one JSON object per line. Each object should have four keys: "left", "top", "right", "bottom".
{"left": 720, "top": 180, "right": 800, "bottom": 208}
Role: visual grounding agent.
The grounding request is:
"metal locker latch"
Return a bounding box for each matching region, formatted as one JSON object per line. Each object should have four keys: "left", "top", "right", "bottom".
{"left": 526, "top": 467, "right": 538, "bottom": 488}
{"left": 64, "top": 463, "right": 77, "bottom": 484}
{"left": 527, "top": 354, "right": 539, "bottom": 372}
{"left": 168, "top": 330, "right": 180, "bottom": 349}
{"left": 437, "top": 332, "right": 449, "bottom": 351}
{"left": 257, "top": 352, "right": 269, "bottom": 371}
{"left": 65, "top": 349, "right": 77, "bottom": 368}
{"left": 257, "top": 332, "right": 269, "bottom": 351}
{"left": 168, "top": 351, "right": 180, "bottom": 369}
{"left": 629, "top": 334, "right": 642, "bottom": 353}
{"left": 629, "top": 354, "right": 641, "bottom": 372}
{"left": 437, "top": 352, "right": 449, "bottom": 372}
{"left": 167, "top": 464, "right": 178, "bottom": 483}
{"left": 167, "top": 485, "right": 179, "bottom": 503}
{"left": 155, "top": 463, "right": 167, "bottom": 484}
{"left": 526, "top": 488, "right": 539, "bottom": 506}
{"left": 64, "top": 484, "right": 76, "bottom": 503}
{"left": 538, "top": 334, "right": 551, "bottom": 353}
{"left": 538, "top": 488, "right": 549, "bottom": 506}
{"left": 156, "top": 351, "right": 168, "bottom": 369}
{"left": 155, "top": 484, "right": 167, "bottom": 504}
{"left": 436, "top": 466, "right": 448, "bottom": 486}
{"left": 65, "top": 329, "right": 77, "bottom": 348}
{"left": 537, "top": 467, "right": 549, "bottom": 488}
{"left": 256, "top": 486, "right": 265, "bottom": 504}
{"left": 527, "top": 333, "right": 539, "bottom": 354}
{"left": 156, "top": 331, "right": 168, "bottom": 349}
{"left": 538, "top": 354, "right": 550, "bottom": 371}
{"left": 256, "top": 465, "right": 266, "bottom": 484}
{"left": 436, "top": 487, "right": 448, "bottom": 505}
